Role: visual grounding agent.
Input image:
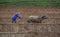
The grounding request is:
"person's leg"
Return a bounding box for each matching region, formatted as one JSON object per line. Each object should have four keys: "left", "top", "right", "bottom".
{"left": 14, "top": 20, "right": 16, "bottom": 23}
{"left": 12, "top": 20, "right": 13, "bottom": 23}
{"left": 12, "top": 19, "right": 14, "bottom": 23}
{"left": 12, "top": 18, "right": 16, "bottom": 23}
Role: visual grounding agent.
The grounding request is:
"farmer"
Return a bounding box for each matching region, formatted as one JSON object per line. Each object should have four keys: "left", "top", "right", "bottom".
{"left": 11, "top": 12, "right": 21, "bottom": 23}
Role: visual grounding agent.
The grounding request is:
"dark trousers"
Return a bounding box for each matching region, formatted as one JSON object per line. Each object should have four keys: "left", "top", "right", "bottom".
{"left": 12, "top": 18, "right": 16, "bottom": 23}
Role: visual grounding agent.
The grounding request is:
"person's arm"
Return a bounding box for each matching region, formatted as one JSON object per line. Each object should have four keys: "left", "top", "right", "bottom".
{"left": 18, "top": 16, "right": 21, "bottom": 19}
{"left": 17, "top": 15, "right": 21, "bottom": 19}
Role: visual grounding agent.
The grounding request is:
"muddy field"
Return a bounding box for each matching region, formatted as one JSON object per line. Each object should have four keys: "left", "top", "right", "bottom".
{"left": 0, "top": 7, "right": 60, "bottom": 37}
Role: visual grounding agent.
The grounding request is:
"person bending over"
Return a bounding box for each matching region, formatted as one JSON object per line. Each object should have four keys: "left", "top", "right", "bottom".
{"left": 11, "top": 12, "right": 21, "bottom": 23}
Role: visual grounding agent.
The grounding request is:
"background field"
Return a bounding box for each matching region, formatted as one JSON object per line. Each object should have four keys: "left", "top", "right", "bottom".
{"left": 0, "top": 0, "right": 60, "bottom": 37}
{"left": 0, "top": 7, "right": 60, "bottom": 37}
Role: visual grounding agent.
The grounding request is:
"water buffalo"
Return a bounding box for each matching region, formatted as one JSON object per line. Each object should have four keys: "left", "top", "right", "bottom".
{"left": 27, "top": 16, "right": 48, "bottom": 23}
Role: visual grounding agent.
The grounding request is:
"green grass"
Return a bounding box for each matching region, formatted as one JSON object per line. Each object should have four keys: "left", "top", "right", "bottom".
{"left": 0, "top": 0, "right": 60, "bottom": 7}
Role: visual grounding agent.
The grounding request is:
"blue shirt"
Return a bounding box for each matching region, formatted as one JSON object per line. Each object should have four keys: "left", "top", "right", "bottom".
{"left": 12, "top": 13, "right": 20, "bottom": 20}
